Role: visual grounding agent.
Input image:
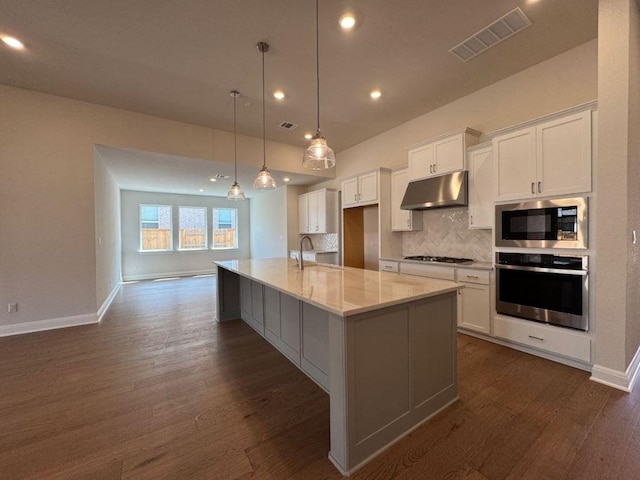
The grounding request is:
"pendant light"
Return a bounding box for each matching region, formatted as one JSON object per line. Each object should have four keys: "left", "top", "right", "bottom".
{"left": 303, "top": 0, "right": 335, "bottom": 170}
{"left": 227, "top": 90, "right": 246, "bottom": 201}
{"left": 253, "top": 41, "right": 277, "bottom": 190}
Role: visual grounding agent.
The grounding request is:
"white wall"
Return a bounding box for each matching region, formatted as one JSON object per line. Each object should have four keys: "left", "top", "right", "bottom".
{"left": 121, "top": 190, "right": 250, "bottom": 280}
{"left": 250, "top": 187, "right": 288, "bottom": 259}
{"left": 94, "top": 150, "right": 122, "bottom": 308}
{"left": 0, "top": 84, "right": 313, "bottom": 330}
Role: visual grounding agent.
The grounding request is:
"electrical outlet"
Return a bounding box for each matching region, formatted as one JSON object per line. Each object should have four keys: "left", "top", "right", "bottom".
{"left": 8, "top": 303, "right": 18, "bottom": 313}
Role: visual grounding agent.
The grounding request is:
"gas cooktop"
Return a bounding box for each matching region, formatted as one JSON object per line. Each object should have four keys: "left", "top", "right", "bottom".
{"left": 403, "top": 255, "right": 474, "bottom": 264}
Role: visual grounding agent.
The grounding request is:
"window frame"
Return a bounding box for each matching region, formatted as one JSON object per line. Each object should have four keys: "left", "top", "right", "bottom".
{"left": 139, "top": 204, "right": 173, "bottom": 252}
{"left": 211, "top": 208, "right": 239, "bottom": 250}
{"left": 178, "top": 205, "right": 208, "bottom": 251}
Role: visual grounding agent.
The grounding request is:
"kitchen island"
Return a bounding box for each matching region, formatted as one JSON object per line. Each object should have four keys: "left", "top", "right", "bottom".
{"left": 215, "top": 258, "right": 462, "bottom": 476}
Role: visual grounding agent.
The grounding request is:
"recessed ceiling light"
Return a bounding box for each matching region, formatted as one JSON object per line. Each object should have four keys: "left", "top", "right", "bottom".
{"left": 273, "top": 90, "right": 285, "bottom": 100}
{"left": 2, "top": 36, "right": 25, "bottom": 50}
{"left": 209, "top": 177, "right": 217, "bottom": 182}
{"left": 304, "top": 133, "right": 313, "bottom": 140}
{"left": 283, "top": 177, "right": 291, "bottom": 182}
{"left": 370, "top": 90, "right": 382, "bottom": 99}
{"left": 339, "top": 14, "right": 356, "bottom": 30}
{"left": 199, "top": 188, "right": 204, "bottom": 192}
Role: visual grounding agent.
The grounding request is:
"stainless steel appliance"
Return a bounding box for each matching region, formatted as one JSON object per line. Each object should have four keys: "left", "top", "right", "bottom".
{"left": 403, "top": 255, "right": 473, "bottom": 264}
{"left": 496, "top": 252, "right": 589, "bottom": 331}
{"left": 401, "top": 171, "right": 468, "bottom": 210}
{"left": 495, "top": 197, "right": 588, "bottom": 249}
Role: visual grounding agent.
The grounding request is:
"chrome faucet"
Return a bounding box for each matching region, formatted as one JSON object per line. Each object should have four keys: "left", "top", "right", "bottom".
{"left": 298, "top": 235, "right": 314, "bottom": 270}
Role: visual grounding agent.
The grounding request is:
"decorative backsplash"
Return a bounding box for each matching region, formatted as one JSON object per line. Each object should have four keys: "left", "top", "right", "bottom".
{"left": 403, "top": 208, "right": 492, "bottom": 262}
{"left": 306, "top": 233, "right": 339, "bottom": 252}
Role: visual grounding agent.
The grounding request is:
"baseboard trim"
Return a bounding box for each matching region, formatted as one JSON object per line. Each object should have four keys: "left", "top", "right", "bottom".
{"left": 97, "top": 283, "right": 121, "bottom": 321}
{"left": 591, "top": 346, "right": 640, "bottom": 392}
{"left": 0, "top": 313, "right": 99, "bottom": 338}
{"left": 122, "top": 269, "right": 216, "bottom": 282}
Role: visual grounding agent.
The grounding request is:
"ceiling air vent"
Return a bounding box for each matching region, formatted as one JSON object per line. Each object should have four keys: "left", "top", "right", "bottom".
{"left": 279, "top": 121, "right": 298, "bottom": 130}
{"left": 449, "top": 8, "right": 532, "bottom": 62}
{"left": 212, "top": 174, "right": 230, "bottom": 179}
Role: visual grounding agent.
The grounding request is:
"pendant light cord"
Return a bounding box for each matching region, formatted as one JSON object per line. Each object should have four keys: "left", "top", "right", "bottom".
{"left": 233, "top": 93, "right": 238, "bottom": 182}
{"left": 262, "top": 47, "right": 266, "bottom": 169}
{"left": 315, "top": 0, "right": 320, "bottom": 131}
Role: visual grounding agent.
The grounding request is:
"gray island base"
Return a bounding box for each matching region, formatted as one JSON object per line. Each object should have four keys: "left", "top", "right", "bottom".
{"left": 215, "top": 258, "right": 460, "bottom": 476}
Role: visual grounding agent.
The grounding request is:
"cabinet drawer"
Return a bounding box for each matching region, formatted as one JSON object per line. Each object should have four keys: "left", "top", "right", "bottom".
{"left": 456, "top": 268, "right": 489, "bottom": 285}
{"left": 399, "top": 262, "right": 455, "bottom": 281}
{"left": 302, "top": 252, "right": 316, "bottom": 262}
{"left": 379, "top": 260, "right": 399, "bottom": 273}
{"left": 493, "top": 315, "right": 591, "bottom": 363}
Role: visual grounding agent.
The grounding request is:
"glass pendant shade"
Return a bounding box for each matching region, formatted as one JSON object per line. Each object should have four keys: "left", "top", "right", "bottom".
{"left": 302, "top": 130, "right": 335, "bottom": 170}
{"left": 253, "top": 166, "right": 277, "bottom": 190}
{"left": 227, "top": 181, "right": 245, "bottom": 201}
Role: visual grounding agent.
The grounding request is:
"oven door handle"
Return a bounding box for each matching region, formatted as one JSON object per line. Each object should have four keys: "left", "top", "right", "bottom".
{"left": 495, "top": 264, "right": 588, "bottom": 276}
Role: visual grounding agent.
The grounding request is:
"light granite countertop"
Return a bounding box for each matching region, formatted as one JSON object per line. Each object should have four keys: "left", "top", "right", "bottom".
{"left": 215, "top": 258, "right": 462, "bottom": 317}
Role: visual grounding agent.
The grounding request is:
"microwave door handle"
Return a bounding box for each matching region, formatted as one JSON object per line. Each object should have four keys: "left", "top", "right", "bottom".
{"left": 495, "top": 264, "right": 588, "bottom": 276}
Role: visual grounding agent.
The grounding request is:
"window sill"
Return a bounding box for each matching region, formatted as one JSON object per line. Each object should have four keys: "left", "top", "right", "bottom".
{"left": 177, "top": 248, "right": 209, "bottom": 253}
{"left": 137, "top": 249, "right": 174, "bottom": 254}
{"left": 211, "top": 247, "right": 239, "bottom": 251}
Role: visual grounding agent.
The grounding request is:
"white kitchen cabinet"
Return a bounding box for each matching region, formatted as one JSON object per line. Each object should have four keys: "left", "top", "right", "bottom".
{"left": 391, "top": 169, "right": 422, "bottom": 231}
{"left": 406, "top": 128, "right": 481, "bottom": 181}
{"left": 493, "top": 314, "right": 591, "bottom": 363}
{"left": 467, "top": 144, "right": 494, "bottom": 229}
{"left": 264, "top": 287, "right": 301, "bottom": 365}
{"left": 240, "top": 277, "right": 264, "bottom": 335}
{"left": 290, "top": 250, "right": 339, "bottom": 265}
{"left": 301, "top": 302, "right": 329, "bottom": 391}
{"left": 493, "top": 109, "right": 592, "bottom": 202}
{"left": 298, "top": 189, "right": 338, "bottom": 233}
{"left": 399, "top": 262, "right": 455, "bottom": 281}
{"left": 379, "top": 260, "right": 399, "bottom": 273}
{"left": 342, "top": 170, "right": 379, "bottom": 208}
{"left": 456, "top": 268, "right": 491, "bottom": 334}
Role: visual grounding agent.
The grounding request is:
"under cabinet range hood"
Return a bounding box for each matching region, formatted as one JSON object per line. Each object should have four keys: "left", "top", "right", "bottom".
{"left": 401, "top": 170, "right": 468, "bottom": 210}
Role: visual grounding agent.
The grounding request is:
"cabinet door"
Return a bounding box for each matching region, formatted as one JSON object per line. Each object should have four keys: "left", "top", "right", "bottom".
{"left": 433, "top": 133, "right": 464, "bottom": 175}
{"left": 457, "top": 283, "right": 490, "bottom": 334}
{"left": 301, "top": 303, "right": 329, "bottom": 391}
{"left": 264, "top": 286, "right": 281, "bottom": 338}
{"left": 493, "top": 127, "right": 537, "bottom": 202}
{"left": 298, "top": 194, "right": 309, "bottom": 234}
{"left": 408, "top": 143, "right": 433, "bottom": 181}
{"left": 537, "top": 111, "right": 591, "bottom": 197}
{"left": 251, "top": 281, "right": 264, "bottom": 328}
{"left": 308, "top": 191, "right": 324, "bottom": 233}
{"left": 240, "top": 276, "right": 252, "bottom": 317}
{"left": 358, "top": 171, "right": 378, "bottom": 204}
{"left": 280, "top": 294, "right": 301, "bottom": 365}
{"left": 391, "top": 169, "right": 411, "bottom": 231}
{"left": 468, "top": 146, "right": 494, "bottom": 229}
{"left": 342, "top": 177, "right": 359, "bottom": 207}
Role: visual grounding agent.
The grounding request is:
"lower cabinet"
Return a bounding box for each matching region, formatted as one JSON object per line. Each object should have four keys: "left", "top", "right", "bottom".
{"left": 246, "top": 284, "right": 329, "bottom": 392}
{"left": 456, "top": 268, "right": 491, "bottom": 334}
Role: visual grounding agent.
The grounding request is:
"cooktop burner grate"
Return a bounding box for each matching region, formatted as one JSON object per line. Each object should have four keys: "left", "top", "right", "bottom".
{"left": 403, "top": 255, "right": 474, "bottom": 264}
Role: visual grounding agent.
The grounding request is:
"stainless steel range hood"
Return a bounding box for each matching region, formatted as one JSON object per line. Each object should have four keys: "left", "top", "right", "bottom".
{"left": 400, "top": 170, "right": 468, "bottom": 210}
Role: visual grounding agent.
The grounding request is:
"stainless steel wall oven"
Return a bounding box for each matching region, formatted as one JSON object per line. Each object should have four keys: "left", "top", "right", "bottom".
{"left": 495, "top": 197, "right": 588, "bottom": 249}
{"left": 496, "top": 252, "right": 589, "bottom": 331}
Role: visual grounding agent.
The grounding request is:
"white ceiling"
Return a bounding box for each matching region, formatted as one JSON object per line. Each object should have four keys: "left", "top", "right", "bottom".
{"left": 1, "top": 0, "right": 598, "bottom": 155}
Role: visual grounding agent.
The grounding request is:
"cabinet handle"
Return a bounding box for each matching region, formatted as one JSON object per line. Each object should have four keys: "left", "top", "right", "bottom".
{"left": 315, "top": 226, "right": 319, "bottom": 232}
{"left": 531, "top": 182, "right": 535, "bottom": 194}
{"left": 538, "top": 181, "right": 542, "bottom": 193}
{"left": 354, "top": 194, "right": 357, "bottom": 202}
{"left": 407, "top": 219, "right": 410, "bottom": 227}
{"left": 470, "top": 215, "right": 473, "bottom": 224}
{"left": 466, "top": 275, "right": 479, "bottom": 279}
{"left": 458, "top": 290, "right": 462, "bottom": 295}
{"left": 528, "top": 335, "right": 544, "bottom": 342}
{"left": 429, "top": 165, "right": 433, "bottom": 174}
{"left": 433, "top": 164, "right": 436, "bottom": 173}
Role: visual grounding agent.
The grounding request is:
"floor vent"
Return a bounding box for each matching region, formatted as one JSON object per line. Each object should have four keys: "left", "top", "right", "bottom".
{"left": 279, "top": 121, "right": 298, "bottom": 130}
{"left": 449, "top": 8, "right": 532, "bottom": 62}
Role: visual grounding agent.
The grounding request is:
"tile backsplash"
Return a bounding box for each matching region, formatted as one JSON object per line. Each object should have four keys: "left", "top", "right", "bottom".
{"left": 403, "top": 207, "right": 492, "bottom": 262}
{"left": 305, "top": 233, "right": 339, "bottom": 252}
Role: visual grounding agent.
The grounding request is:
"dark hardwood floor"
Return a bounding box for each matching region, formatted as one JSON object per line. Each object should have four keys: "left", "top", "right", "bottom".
{"left": 1, "top": 276, "right": 638, "bottom": 479}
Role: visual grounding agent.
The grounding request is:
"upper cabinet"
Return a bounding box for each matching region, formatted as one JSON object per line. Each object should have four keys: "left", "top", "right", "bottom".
{"left": 342, "top": 170, "right": 379, "bottom": 208}
{"left": 391, "top": 169, "right": 422, "bottom": 231}
{"left": 467, "top": 144, "right": 494, "bottom": 230}
{"left": 492, "top": 107, "right": 593, "bottom": 202}
{"left": 298, "top": 189, "right": 338, "bottom": 234}
{"left": 406, "top": 128, "right": 481, "bottom": 182}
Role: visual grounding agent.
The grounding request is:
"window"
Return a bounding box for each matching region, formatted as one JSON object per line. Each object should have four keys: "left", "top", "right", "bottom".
{"left": 179, "top": 206, "right": 207, "bottom": 250}
{"left": 140, "top": 205, "right": 172, "bottom": 251}
{"left": 212, "top": 208, "right": 238, "bottom": 249}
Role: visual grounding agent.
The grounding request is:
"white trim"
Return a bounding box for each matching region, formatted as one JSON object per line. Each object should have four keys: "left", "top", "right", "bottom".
{"left": 0, "top": 313, "right": 98, "bottom": 338}
{"left": 122, "top": 269, "right": 216, "bottom": 282}
{"left": 404, "top": 127, "right": 482, "bottom": 150}
{"left": 486, "top": 100, "right": 598, "bottom": 138}
{"left": 97, "top": 283, "right": 121, "bottom": 322}
{"left": 591, "top": 346, "right": 640, "bottom": 392}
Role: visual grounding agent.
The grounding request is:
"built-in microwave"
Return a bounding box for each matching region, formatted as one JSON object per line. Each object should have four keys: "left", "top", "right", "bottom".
{"left": 495, "top": 197, "right": 588, "bottom": 249}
